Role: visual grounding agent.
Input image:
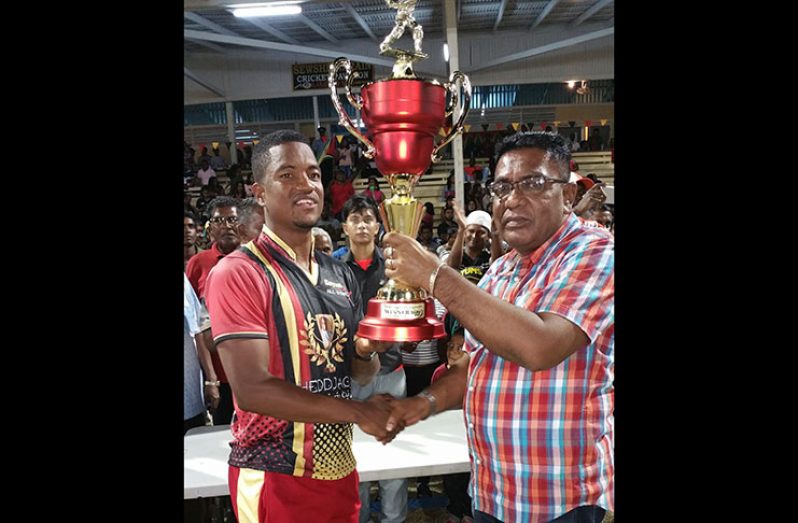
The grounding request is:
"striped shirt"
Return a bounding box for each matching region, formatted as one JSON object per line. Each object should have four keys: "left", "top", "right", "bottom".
{"left": 401, "top": 299, "right": 446, "bottom": 366}
{"left": 464, "top": 212, "right": 614, "bottom": 523}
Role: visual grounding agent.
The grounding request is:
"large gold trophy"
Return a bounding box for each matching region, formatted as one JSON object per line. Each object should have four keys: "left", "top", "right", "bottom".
{"left": 329, "top": 0, "right": 471, "bottom": 342}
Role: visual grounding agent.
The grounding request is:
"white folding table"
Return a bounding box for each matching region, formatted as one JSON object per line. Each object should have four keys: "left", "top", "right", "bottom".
{"left": 184, "top": 409, "right": 471, "bottom": 499}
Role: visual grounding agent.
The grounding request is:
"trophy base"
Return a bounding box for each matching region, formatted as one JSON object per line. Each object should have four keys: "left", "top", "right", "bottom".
{"left": 357, "top": 298, "right": 446, "bottom": 342}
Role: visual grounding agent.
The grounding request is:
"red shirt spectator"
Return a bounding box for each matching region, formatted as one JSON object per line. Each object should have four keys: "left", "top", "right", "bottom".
{"left": 329, "top": 170, "right": 354, "bottom": 217}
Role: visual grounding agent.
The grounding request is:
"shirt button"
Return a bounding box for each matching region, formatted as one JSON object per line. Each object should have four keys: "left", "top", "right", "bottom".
{"left": 475, "top": 459, "right": 480, "bottom": 465}
{"left": 468, "top": 422, "right": 474, "bottom": 429}
{"left": 469, "top": 386, "right": 475, "bottom": 392}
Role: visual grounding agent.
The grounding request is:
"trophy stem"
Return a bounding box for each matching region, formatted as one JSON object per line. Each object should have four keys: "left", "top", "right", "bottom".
{"left": 379, "top": 173, "right": 425, "bottom": 241}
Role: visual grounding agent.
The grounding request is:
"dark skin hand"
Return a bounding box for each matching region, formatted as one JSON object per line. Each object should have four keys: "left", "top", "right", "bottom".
{"left": 217, "top": 336, "right": 401, "bottom": 444}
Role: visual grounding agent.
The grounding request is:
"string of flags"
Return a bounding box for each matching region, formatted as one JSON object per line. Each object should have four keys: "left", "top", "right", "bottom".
{"left": 190, "top": 117, "right": 610, "bottom": 153}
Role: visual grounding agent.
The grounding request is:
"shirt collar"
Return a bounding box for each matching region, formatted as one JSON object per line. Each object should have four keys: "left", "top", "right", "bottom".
{"left": 258, "top": 224, "right": 318, "bottom": 282}
{"left": 209, "top": 242, "right": 226, "bottom": 259}
{"left": 511, "top": 212, "right": 580, "bottom": 268}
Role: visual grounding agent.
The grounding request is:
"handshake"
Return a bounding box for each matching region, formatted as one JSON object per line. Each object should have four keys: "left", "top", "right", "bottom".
{"left": 353, "top": 392, "right": 434, "bottom": 444}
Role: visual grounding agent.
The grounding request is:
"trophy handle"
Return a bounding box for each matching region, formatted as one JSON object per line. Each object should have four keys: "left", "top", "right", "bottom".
{"left": 431, "top": 70, "right": 472, "bottom": 163}
{"left": 329, "top": 57, "right": 376, "bottom": 159}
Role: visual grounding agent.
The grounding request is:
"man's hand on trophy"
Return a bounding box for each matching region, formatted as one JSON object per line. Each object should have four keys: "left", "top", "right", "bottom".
{"left": 382, "top": 231, "right": 441, "bottom": 290}
{"left": 356, "top": 336, "right": 393, "bottom": 355}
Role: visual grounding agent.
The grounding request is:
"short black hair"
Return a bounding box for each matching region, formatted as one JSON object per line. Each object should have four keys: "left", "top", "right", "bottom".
{"left": 497, "top": 131, "right": 571, "bottom": 180}
{"left": 207, "top": 196, "right": 239, "bottom": 216}
{"left": 342, "top": 194, "right": 379, "bottom": 221}
{"left": 237, "top": 197, "right": 261, "bottom": 225}
{"left": 184, "top": 210, "right": 198, "bottom": 223}
{"left": 251, "top": 129, "right": 309, "bottom": 183}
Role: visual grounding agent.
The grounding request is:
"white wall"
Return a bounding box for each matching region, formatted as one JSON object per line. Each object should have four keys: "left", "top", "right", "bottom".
{"left": 184, "top": 21, "right": 613, "bottom": 105}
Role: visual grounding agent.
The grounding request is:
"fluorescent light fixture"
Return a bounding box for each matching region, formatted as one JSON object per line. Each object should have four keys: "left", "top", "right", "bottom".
{"left": 443, "top": 43, "right": 449, "bottom": 62}
{"left": 231, "top": 5, "right": 301, "bottom": 17}
{"left": 235, "top": 129, "right": 252, "bottom": 133}
{"left": 228, "top": 1, "right": 301, "bottom": 6}
{"left": 566, "top": 80, "right": 576, "bottom": 89}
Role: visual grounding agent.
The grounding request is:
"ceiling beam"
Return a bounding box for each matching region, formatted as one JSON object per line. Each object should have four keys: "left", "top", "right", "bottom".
{"left": 571, "top": 0, "right": 613, "bottom": 27}
{"left": 183, "top": 11, "right": 239, "bottom": 36}
{"left": 530, "top": 0, "right": 562, "bottom": 30}
{"left": 240, "top": 17, "right": 301, "bottom": 44}
{"left": 467, "top": 26, "right": 614, "bottom": 73}
{"left": 184, "top": 67, "right": 226, "bottom": 97}
{"left": 493, "top": 0, "right": 508, "bottom": 31}
{"left": 343, "top": 3, "right": 378, "bottom": 41}
{"left": 298, "top": 14, "right": 338, "bottom": 43}
{"left": 186, "top": 39, "right": 227, "bottom": 53}
{"left": 184, "top": 0, "right": 228, "bottom": 9}
{"left": 184, "top": 29, "right": 399, "bottom": 68}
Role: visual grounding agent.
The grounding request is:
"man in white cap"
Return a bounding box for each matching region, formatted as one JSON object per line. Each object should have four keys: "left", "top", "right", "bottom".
{"left": 570, "top": 171, "right": 608, "bottom": 223}
{"left": 444, "top": 205, "right": 498, "bottom": 272}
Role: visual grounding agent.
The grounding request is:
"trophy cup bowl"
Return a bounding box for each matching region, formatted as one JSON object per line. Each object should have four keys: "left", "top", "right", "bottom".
{"left": 329, "top": 55, "right": 470, "bottom": 342}
{"left": 361, "top": 79, "right": 445, "bottom": 176}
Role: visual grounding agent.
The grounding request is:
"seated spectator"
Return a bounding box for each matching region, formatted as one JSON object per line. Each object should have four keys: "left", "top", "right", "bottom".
{"left": 417, "top": 224, "right": 439, "bottom": 253}
{"left": 236, "top": 197, "right": 265, "bottom": 243}
{"left": 464, "top": 158, "right": 481, "bottom": 183}
{"left": 361, "top": 176, "right": 386, "bottom": 206}
{"left": 442, "top": 172, "right": 456, "bottom": 202}
{"left": 421, "top": 202, "right": 435, "bottom": 229}
{"left": 196, "top": 159, "right": 216, "bottom": 186}
{"left": 184, "top": 211, "right": 204, "bottom": 269}
{"left": 437, "top": 226, "right": 459, "bottom": 261}
{"left": 446, "top": 206, "right": 493, "bottom": 272}
{"left": 228, "top": 180, "right": 247, "bottom": 199}
{"left": 210, "top": 147, "right": 227, "bottom": 171}
{"left": 312, "top": 227, "right": 334, "bottom": 256}
{"left": 437, "top": 205, "right": 457, "bottom": 239}
{"left": 206, "top": 176, "right": 225, "bottom": 197}
{"left": 316, "top": 200, "right": 343, "bottom": 244}
{"left": 329, "top": 169, "right": 354, "bottom": 220}
{"left": 194, "top": 186, "right": 214, "bottom": 219}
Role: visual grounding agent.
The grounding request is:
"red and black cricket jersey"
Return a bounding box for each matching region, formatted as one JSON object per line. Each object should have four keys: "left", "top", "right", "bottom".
{"left": 205, "top": 227, "right": 363, "bottom": 480}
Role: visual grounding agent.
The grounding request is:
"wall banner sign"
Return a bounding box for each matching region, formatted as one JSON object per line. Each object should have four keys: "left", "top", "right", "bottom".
{"left": 292, "top": 61, "right": 374, "bottom": 91}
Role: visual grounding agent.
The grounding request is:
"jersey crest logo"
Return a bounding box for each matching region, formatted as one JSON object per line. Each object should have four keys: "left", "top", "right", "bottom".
{"left": 301, "top": 312, "right": 348, "bottom": 372}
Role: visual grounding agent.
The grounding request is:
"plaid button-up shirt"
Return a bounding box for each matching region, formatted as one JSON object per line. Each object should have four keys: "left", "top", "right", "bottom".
{"left": 464, "top": 213, "right": 614, "bottom": 523}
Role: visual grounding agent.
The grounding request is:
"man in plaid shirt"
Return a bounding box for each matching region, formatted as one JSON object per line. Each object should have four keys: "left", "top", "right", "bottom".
{"left": 381, "top": 132, "right": 614, "bottom": 523}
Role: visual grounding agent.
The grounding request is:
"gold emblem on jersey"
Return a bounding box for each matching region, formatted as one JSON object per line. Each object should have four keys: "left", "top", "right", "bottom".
{"left": 302, "top": 312, "right": 348, "bottom": 372}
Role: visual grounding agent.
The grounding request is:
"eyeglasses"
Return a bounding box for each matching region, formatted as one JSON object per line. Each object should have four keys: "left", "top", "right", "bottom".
{"left": 488, "top": 174, "right": 570, "bottom": 199}
{"left": 208, "top": 216, "right": 239, "bottom": 226}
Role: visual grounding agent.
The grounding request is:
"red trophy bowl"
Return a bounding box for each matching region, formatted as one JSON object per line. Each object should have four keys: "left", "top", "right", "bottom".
{"left": 330, "top": 56, "right": 470, "bottom": 342}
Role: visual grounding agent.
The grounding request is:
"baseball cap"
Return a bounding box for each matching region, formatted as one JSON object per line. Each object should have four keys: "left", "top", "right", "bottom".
{"left": 569, "top": 171, "right": 595, "bottom": 190}
{"left": 465, "top": 210, "right": 492, "bottom": 233}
